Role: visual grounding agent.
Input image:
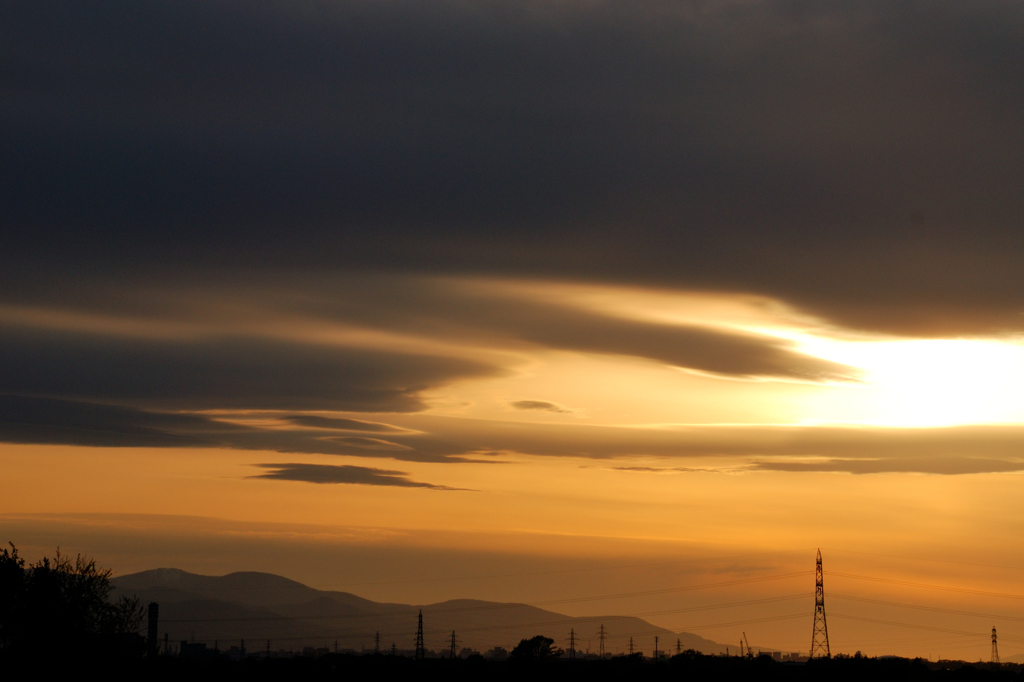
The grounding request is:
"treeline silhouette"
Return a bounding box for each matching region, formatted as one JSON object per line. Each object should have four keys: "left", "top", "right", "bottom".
{"left": 3, "top": 543, "right": 1023, "bottom": 680}
{"left": 0, "top": 543, "right": 145, "bottom": 660}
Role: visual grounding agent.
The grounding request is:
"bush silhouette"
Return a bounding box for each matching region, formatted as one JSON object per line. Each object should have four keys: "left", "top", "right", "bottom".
{"left": 0, "top": 543, "right": 144, "bottom": 658}
{"left": 510, "top": 635, "right": 563, "bottom": 661}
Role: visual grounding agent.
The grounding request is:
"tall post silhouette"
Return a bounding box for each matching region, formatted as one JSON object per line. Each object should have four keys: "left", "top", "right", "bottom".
{"left": 598, "top": 624, "right": 607, "bottom": 657}
{"left": 415, "top": 610, "right": 425, "bottom": 660}
{"left": 810, "top": 548, "right": 831, "bottom": 658}
{"left": 375, "top": 631, "right": 381, "bottom": 654}
{"left": 628, "top": 636, "right": 634, "bottom": 655}
{"left": 654, "top": 636, "right": 659, "bottom": 659}
{"left": 449, "top": 630, "right": 459, "bottom": 659}
{"left": 147, "top": 603, "right": 159, "bottom": 657}
{"left": 992, "top": 626, "right": 999, "bottom": 663}
{"left": 568, "top": 629, "right": 576, "bottom": 660}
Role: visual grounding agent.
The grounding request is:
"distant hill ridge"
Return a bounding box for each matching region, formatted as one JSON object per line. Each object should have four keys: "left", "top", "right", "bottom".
{"left": 113, "top": 568, "right": 731, "bottom": 655}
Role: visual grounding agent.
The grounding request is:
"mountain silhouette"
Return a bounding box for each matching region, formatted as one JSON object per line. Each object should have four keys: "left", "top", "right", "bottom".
{"left": 112, "top": 569, "right": 731, "bottom": 655}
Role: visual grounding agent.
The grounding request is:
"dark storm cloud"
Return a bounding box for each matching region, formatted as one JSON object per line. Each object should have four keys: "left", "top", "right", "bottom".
{"left": 4, "top": 1, "right": 1024, "bottom": 334}
{"left": 0, "top": 326, "right": 497, "bottom": 412}
{"left": 251, "top": 463, "right": 462, "bottom": 489}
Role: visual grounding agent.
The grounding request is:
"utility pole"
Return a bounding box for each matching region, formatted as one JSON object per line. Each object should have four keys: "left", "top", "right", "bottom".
{"left": 449, "top": 630, "right": 459, "bottom": 659}
{"left": 375, "top": 631, "right": 381, "bottom": 655}
{"left": 992, "top": 626, "right": 1000, "bottom": 663}
{"left": 415, "top": 610, "right": 425, "bottom": 660}
{"left": 598, "top": 624, "right": 607, "bottom": 658}
{"left": 568, "top": 629, "right": 576, "bottom": 660}
{"left": 147, "top": 603, "right": 159, "bottom": 657}
{"left": 655, "top": 636, "right": 659, "bottom": 660}
{"left": 810, "top": 549, "right": 831, "bottom": 658}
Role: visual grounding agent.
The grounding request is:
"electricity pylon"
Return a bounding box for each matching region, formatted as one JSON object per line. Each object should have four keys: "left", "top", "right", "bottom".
{"left": 598, "top": 624, "right": 607, "bottom": 657}
{"left": 628, "top": 636, "right": 634, "bottom": 655}
{"left": 992, "top": 626, "right": 999, "bottom": 663}
{"left": 415, "top": 610, "right": 425, "bottom": 660}
{"left": 810, "top": 549, "right": 831, "bottom": 658}
{"left": 568, "top": 629, "right": 577, "bottom": 660}
{"left": 449, "top": 630, "right": 459, "bottom": 659}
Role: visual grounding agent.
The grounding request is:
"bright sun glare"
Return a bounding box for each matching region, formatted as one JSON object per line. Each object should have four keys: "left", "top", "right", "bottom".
{"left": 800, "top": 337, "right": 1024, "bottom": 427}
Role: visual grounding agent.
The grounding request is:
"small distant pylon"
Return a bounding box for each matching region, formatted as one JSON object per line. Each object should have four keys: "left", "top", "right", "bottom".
{"left": 449, "top": 630, "right": 459, "bottom": 659}
{"left": 415, "top": 610, "right": 425, "bottom": 660}
{"left": 628, "top": 636, "right": 634, "bottom": 655}
{"left": 568, "top": 629, "right": 577, "bottom": 660}
{"left": 598, "top": 624, "right": 607, "bottom": 657}
{"left": 654, "top": 636, "right": 659, "bottom": 660}
{"left": 375, "top": 631, "right": 381, "bottom": 654}
{"left": 391, "top": 642, "right": 397, "bottom": 656}
{"left": 810, "top": 549, "right": 831, "bottom": 659}
{"left": 676, "top": 638, "right": 682, "bottom": 655}
{"left": 992, "top": 626, "right": 1000, "bottom": 664}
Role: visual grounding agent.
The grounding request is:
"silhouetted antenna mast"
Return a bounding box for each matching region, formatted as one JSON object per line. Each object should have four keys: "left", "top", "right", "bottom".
{"left": 810, "top": 548, "right": 831, "bottom": 658}
{"left": 568, "top": 629, "right": 577, "bottom": 660}
{"left": 415, "top": 610, "right": 425, "bottom": 660}
{"left": 375, "top": 631, "right": 381, "bottom": 654}
{"left": 992, "top": 626, "right": 999, "bottom": 663}
{"left": 598, "top": 624, "right": 607, "bottom": 657}
{"left": 449, "top": 630, "right": 459, "bottom": 659}
{"left": 655, "top": 636, "right": 659, "bottom": 659}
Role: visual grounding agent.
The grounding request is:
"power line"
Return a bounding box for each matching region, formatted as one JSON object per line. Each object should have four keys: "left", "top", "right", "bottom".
{"left": 162, "top": 574, "right": 812, "bottom": 623}
{"left": 829, "top": 612, "right": 1012, "bottom": 640}
{"left": 831, "top": 571, "right": 1024, "bottom": 600}
{"left": 831, "top": 592, "right": 1024, "bottom": 623}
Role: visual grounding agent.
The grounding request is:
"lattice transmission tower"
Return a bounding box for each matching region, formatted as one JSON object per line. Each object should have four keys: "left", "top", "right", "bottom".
{"left": 415, "top": 610, "right": 425, "bottom": 660}
{"left": 810, "top": 548, "right": 831, "bottom": 658}
{"left": 992, "top": 626, "right": 999, "bottom": 663}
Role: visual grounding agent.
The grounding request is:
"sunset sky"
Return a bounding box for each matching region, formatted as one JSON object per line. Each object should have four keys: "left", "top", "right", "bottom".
{"left": 4, "top": 0, "right": 1024, "bottom": 661}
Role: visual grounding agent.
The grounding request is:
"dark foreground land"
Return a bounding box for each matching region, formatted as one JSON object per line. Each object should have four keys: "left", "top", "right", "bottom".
{"left": 5, "top": 653, "right": 1021, "bottom": 682}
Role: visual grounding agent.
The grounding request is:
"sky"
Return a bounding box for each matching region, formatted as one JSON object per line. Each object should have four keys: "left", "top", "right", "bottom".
{"left": 4, "top": 0, "right": 1024, "bottom": 661}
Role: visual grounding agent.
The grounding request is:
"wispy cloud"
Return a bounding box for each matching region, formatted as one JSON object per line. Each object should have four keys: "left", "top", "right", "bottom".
{"left": 250, "top": 463, "right": 469, "bottom": 490}
{"left": 510, "top": 400, "right": 574, "bottom": 414}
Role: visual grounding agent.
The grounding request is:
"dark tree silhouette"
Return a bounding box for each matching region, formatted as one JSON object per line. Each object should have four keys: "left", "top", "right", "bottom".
{"left": 510, "top": 635, "right": 563, "bottom": 661}
{"left": 0, "top": 543, "right": 144, "bottom": 658}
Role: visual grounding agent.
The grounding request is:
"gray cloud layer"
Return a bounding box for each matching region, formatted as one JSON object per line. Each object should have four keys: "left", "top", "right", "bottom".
{"left": 4, "top": 395, "right": 1022, "bottom": 474}
{"left": 0, "top": 327, "right": 496, "bottom": 412}
{"left": 4, "top": 1, "right": 1024, "bottom": 335}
